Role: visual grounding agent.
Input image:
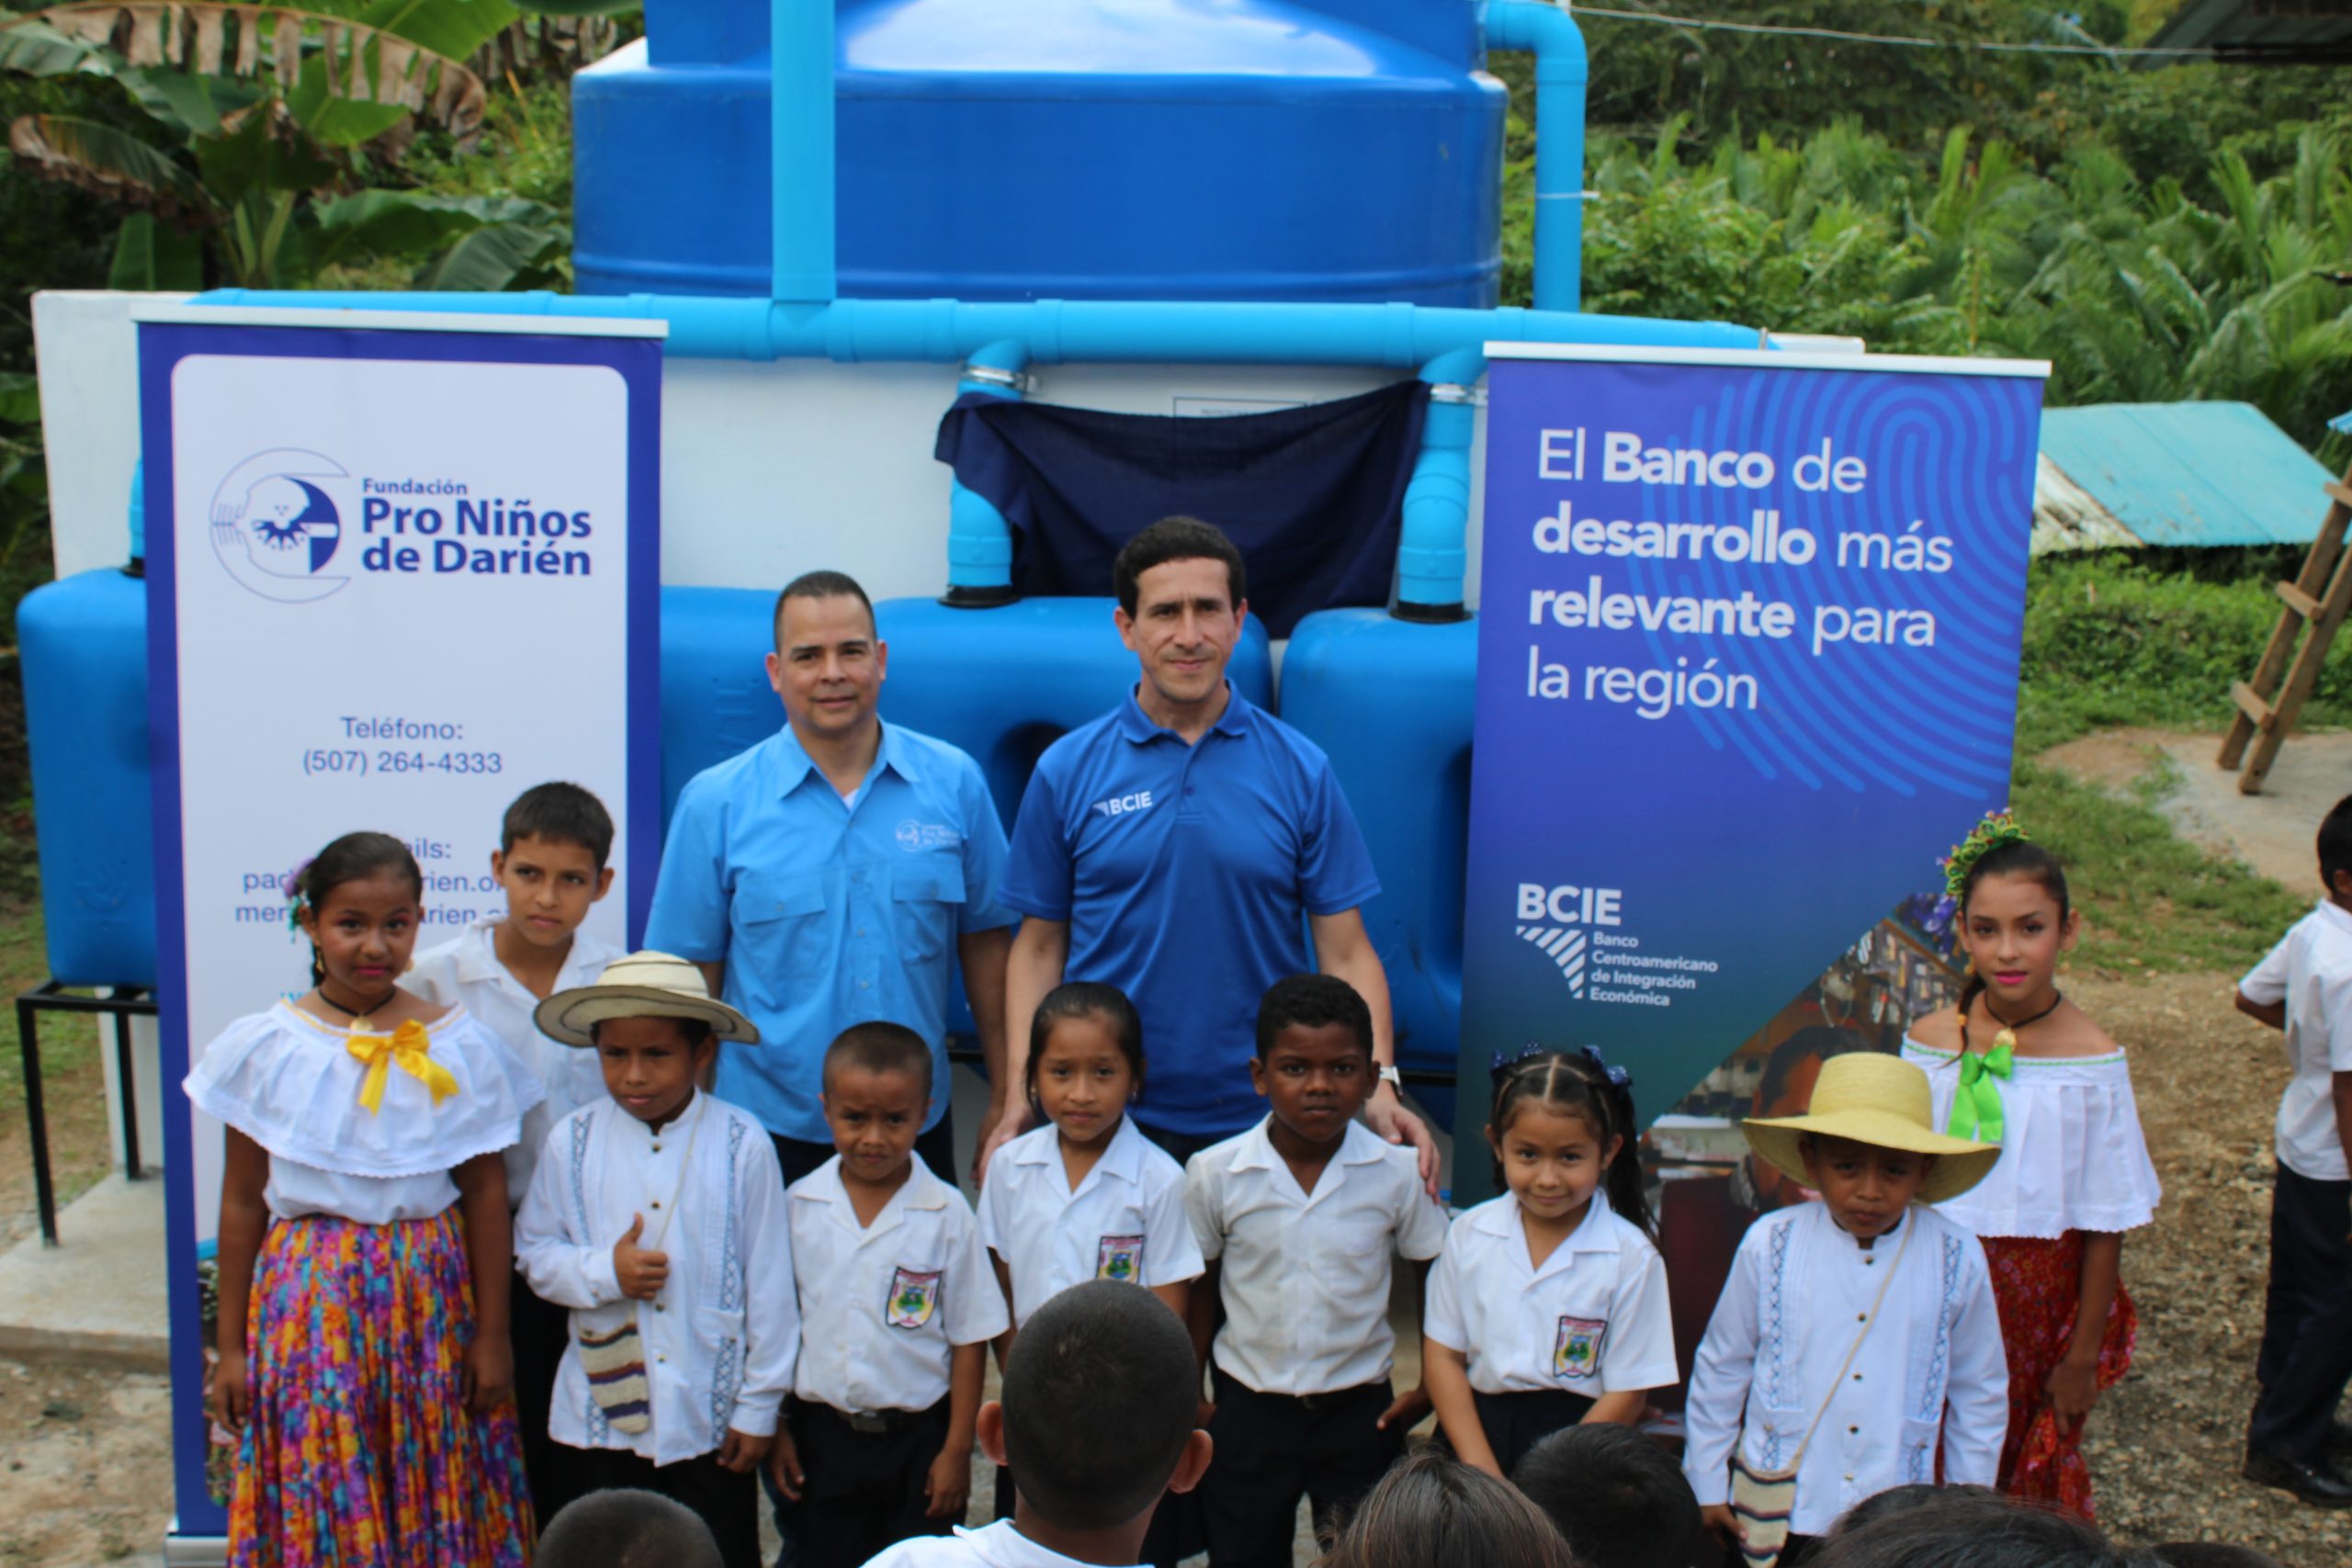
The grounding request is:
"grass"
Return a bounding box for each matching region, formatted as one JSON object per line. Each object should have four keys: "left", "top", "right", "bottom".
{"left": 2011, "top": 758, "right": 2308, "bottom": 976}
{"left": 0, "top": 896, "right": 114, "bottom": 1139}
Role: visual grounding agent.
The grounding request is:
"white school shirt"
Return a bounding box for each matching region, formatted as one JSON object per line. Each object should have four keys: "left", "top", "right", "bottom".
{"left": 408, "top": 915, "right": 625, "bottom": 1201}
{"left": 1681, "top": 1201, "right": 2007, "bottom": 1537}
{"left": 1423, "top": 1190, "right": 1678, "bottom": 1396}
{"left": 183, "top": 1001, "right": 542, "bottom": 1224}
{"left": 2239, "top": 900, "right": 2352, "bottom": 1181}
{"left": 862, "top": 1521, "right": 1125, "bottom": 1568}
{"left": 788, "top": 1155, "right": 1009, "bottom": 1414}
{"left": 1902, "top": 1038, "right": 2161, "bottom": 1237}
{"left": 514, "top": 1092, "right": 797, "bottom": 1466}
{"left": 979, "top": 1116, "right": 1205, "bottom": 1326}
{"left": 1183, "top": 1116, "right": 1447, "bottom": 1395}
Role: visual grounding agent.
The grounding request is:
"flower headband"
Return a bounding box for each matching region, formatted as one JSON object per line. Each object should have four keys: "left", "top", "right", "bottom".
{"left": 1487, "top": 1042, "right": 1633, "bottom": 1091}
{"left": 1940, "top": 810, "right": 2029, "bottom": 899}
{"left": 283, "top": 856, "right": 315, "bottom": 932}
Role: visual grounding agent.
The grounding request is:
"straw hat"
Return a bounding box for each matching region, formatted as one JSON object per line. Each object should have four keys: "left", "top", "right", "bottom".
{"left": 1739, "top": 1051, "right": 1998, "bottom": 1204}
{"left": 534, "top": 951, "right": 761, "bottom": 1049}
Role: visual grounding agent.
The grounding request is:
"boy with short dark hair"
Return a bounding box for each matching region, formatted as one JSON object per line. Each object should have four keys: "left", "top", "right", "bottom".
{"left": 2234, "top": 792, "right": 2352, "bottom": 1505}
{"left": 410, "top": 780, "right": 624, "bottom": 1514}
{"left": 1182, "top": 974, "right": 1447, "bottom": 1568}
{"left": 864, "top": 1279, "right": 1215, "bottom": 1568}
{"left": 1511, "top": 1421, "right": 1706, "bottom": 1568}
{"left": 516, "top": 953, "right": 794, "bottom": 1568}
{"left": 774, "top": 1022, "right": 1010, "bottom": 1568}
{"left": 536, "top": 1487, "right": 724, "bottom": 1568}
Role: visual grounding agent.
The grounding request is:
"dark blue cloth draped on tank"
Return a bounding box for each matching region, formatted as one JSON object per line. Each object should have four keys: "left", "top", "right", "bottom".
{"left": 933, "top": 380, "right": 1430, "bottom": 637}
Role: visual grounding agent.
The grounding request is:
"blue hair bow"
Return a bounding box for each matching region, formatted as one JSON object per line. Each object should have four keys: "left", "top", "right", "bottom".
{"left": 1487, "top": 1042, "right": 1554, "bottom": 1077}
{"left": 1581, "top": 1043, "right": 1633, "bottom": 1090}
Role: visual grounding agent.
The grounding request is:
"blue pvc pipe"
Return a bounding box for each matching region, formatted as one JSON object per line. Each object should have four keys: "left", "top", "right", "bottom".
{"left": 196, "top": 292, "right": 1755, "bottom": 364}
{"left": 944, "top": 340, "right": 1027, "bottom": 600}
{"left": 770, "top": 0, "right": 834, "bottom": 302}
{"left": 1485, "top": 0, "right": 1588, "bottom": 312}
{"left": 1396, "top": 348, "right": 1484, "bottom": 616}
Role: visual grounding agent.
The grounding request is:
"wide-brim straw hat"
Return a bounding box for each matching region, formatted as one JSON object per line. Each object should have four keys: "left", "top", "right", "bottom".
{"left": 534, "top": 951, "right": 761, "bottom": 1049}
{"left": 1740, "top": 1051, "right": 1998, "bottom": 1205}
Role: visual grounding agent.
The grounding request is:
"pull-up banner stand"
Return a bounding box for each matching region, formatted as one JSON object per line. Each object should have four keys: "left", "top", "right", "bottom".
{"left": 1458, "top": 344, "right": 2047, "bottom": 1187}
{"left": 135, "top": 307, "right": 664, "bottom": 1552}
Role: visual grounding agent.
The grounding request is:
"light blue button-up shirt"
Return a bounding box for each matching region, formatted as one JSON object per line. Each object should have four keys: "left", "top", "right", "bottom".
{"left": 644, "top": 722, "right": 1015, "bottom": 1142}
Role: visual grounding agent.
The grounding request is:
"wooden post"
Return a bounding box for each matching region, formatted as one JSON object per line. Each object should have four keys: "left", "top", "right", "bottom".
{"left": 2220, "top": 472, "right": 2352, "bottom": 793}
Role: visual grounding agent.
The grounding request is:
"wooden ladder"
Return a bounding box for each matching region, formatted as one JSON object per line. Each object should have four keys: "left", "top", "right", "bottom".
{"left": 2219, "top": 458, "right": 2352, "bottom": 795}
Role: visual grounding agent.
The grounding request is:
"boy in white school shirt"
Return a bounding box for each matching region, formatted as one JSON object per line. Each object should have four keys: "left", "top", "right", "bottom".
{"left": 2235, "top": 791, "right": 2352, "bottom": 1505}
{"left": 861, "top": 1280, "right": 1215, "bottom": 1568}
{"left": 773, "top": 1022, "right": 1011, "bottom": 1568}
{"left": 1182, "top": 976, "right": 1448, "bottom": 1568}
{"left": 1683, "top": 1053, "right": 2006, "bottom": 1567}
{"left": 515, "top": 953, "right": 796, "bottom": 1568}
{"left": 408, "top": 781, "right": 626, "bottom": 1515}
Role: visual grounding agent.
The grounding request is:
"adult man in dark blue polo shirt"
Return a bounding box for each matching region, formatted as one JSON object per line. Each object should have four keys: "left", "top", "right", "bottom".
{"left": 986, "top": 517, "right": 1434, "bottom": 1182}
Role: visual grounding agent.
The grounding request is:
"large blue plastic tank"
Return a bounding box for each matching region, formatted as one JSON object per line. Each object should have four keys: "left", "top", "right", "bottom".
{"left": 18, "top": 568, "right": 159, "bottom": 987}
{"left": 1277, "top": 608, "right": 1476, "bottom": 1122}
{"left": 573, "top": 0, "right": 1504, "bottom": 304}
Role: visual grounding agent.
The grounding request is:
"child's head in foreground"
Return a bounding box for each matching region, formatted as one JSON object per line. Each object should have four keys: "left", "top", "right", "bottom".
{"left": 534, "top": 952, "right": 760, "bottom": 1127}
{"left": 1740, "top": 1052, "right": 1997, "bottom": 1239}
{"left": 1025, "top": 981, "right": 1148, "bottom": 1151}
{"left": 2320, "top": 791, "right": 2352, "bottom": 908}
{"left": 536, "top": 1487, "right": 723, "bottom": 1568}
{"left": 1511, "top": 1420, "right": 1702, "bottom": 1568}
{"left": 1318, "top": 1449, "right": 1572, "bottom": 1568}
{"left": 1807, "top": 1489, "right": 2154, "bottom": 1568}
{"left": 981, "top": 1278, "right": 1210, "bottom": 1539}
{"left": 1250, "top": 974, "right": 1374, "bottom": 1148}
{"left": 1487, "top": 1045, "right": 1655, "bottom": 1239}
{"left": 822, "top": 1021, "right": 934, "bottom": 1186}
{"left": 493, "top": 782, "right": 616, "bottom": 950}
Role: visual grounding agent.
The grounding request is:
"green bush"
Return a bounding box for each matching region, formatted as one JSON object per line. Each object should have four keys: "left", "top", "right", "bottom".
{"left": 2016, "top": 552, "right": 2352, "bottom": 751}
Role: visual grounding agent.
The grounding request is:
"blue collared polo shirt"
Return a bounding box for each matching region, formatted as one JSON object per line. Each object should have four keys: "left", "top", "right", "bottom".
{"left": 644, "top": 721, "right": 1015, "bottom": 1143}
{"left": 1001, "top": 684, "right": 1380, "bottom": 1138}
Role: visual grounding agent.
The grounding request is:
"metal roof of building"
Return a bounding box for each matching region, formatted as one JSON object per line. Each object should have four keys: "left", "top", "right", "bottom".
{"left": 2030, "top": 400, "right": 2338, "bottom": 553}
{"left": 2143, "top": 0, "right": 2352, "bottom": 64}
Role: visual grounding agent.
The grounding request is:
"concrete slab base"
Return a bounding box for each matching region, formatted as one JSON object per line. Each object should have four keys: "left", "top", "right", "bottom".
{"left": 0, "top": 1173, "right": 170, "bottom": 1371}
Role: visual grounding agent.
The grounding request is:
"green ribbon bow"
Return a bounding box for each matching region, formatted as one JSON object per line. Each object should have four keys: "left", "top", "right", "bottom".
{"left": 1946, "top": 1038, "right": 2014, "bottom": 1142}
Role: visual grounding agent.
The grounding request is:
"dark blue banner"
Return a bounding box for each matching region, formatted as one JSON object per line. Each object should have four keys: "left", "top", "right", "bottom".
{"left": 1459, "top": 346, "right": 2046, "bottom": 1156}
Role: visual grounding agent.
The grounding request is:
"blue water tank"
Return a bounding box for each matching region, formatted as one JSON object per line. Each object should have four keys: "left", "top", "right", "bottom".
{"left": 573, "top": 0, "right": 1504, "bottom": 304}
{"left": 1278, "top": 608, "right": 1476, "bottom": 1122}
{"left": 18, "top": 569, "right": 159, "bottom": 987}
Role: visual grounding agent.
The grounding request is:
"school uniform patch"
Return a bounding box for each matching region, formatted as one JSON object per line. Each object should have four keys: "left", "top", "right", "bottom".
{"left": 1096, "top": 1235, "right": 1145, "bottom": 1283}
{"left": 1554, "top": 1315, "right": 1606, "bottom": 1380}
{"left": 886, "top": 1267, "right": 942, "bottom": 1329}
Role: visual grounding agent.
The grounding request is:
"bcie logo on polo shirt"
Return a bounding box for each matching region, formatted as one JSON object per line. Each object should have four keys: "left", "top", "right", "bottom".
{"left": 1090, "top": 790, "right": 1156, "bottom": 820}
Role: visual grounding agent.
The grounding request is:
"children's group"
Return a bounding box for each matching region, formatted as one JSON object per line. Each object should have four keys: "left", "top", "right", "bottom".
{"left": 184, "top": 518, "right": 2352, "bottom": 1568}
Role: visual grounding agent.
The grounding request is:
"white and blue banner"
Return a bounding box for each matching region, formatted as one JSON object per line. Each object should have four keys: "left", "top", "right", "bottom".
{"left": 1460, "top": 344, "right": 2046, "bottom": 1158}
{"left": 136, "top": 306, "right": 663, "bottom": 1540}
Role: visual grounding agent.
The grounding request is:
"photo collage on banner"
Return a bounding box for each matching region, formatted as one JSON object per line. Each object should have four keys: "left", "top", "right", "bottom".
{"left": 136, "top": 307, "right": 663, "bottom": 1539}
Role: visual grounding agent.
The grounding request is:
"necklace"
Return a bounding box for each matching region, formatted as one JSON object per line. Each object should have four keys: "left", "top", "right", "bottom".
{"left": 1981, "top": 990, "right": 2064, "bottom": 1050}
{"left": 313, "top": 982, "right": 399, "bottom": 1032}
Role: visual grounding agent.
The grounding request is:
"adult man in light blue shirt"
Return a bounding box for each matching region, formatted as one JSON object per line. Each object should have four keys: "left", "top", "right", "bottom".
{"left": 645, "top": 570, "right": 1015, "bottom": 1186}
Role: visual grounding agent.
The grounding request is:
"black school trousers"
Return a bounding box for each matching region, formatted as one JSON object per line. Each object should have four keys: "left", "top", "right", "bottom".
{"left": 1201, "top": 1368, "right": 1402, "bottom": 1568}
{"left": 2250, "top": 1162, "right": 2352, "bottom": 1464}
{"left": 789, "top": 1397, "right": 956, "bottom": 1568}
{"left": 1469, "top": 1388, "right": 1594, "bottom": 1479}
{"left": 572, "top": 1445, "right": 761, "bottom": 1568}
{"left": 512, "top": 1269, "right": 581, "bottom": 1521}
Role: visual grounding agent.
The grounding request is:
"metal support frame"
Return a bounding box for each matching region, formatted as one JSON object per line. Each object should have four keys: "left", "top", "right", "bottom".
{"left": 16, "top": 980, "right": 157, "bottom": 1247}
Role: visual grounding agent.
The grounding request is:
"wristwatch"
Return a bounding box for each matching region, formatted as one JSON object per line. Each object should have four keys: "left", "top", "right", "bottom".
{"left": 1375, "top": 1063, "right": 1404, "bottom": 1094}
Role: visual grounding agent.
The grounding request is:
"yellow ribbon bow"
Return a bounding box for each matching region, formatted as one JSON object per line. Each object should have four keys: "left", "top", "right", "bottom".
{"left": 346, "top": 1018, "right": 461, "bottom": 1115}
{"left": 1945, "top": 1036, "right": 2014, "bottom": 1143}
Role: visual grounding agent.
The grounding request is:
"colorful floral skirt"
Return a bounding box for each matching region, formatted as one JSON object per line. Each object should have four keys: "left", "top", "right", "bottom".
{"left": 230, "top": 1210, "right": 534, "bottom": 1568}
{"left": 1981, "top": 1232, "right": 2136, "bottom": 1521}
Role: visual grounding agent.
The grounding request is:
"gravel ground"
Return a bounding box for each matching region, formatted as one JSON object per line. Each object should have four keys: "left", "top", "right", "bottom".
{"left": 2075, "top": 968, "right": 2352, "bottom": 1567}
